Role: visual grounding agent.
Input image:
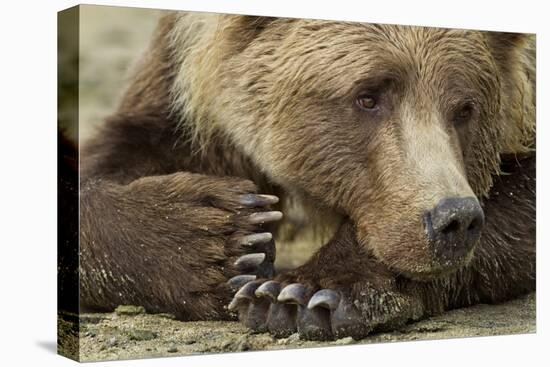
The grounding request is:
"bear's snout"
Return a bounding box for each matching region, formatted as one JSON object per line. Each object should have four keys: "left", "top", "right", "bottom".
{"left": 423, "top": 197, "right": 485, "bottom": 262}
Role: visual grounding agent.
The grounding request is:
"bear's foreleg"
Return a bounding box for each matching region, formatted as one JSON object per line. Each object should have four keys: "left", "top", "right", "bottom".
{"left": 79, "top": 172, "right": 281, "bottom": 320}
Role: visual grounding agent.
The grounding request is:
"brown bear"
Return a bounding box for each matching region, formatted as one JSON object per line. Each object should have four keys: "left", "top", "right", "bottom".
{"left": 77, "top": 12, "right": 536, "bottom": 340}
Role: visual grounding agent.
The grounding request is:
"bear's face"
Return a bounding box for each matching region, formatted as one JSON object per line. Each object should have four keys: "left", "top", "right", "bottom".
{"left": 180, "top": 19, "right": 519, "bottom": 279}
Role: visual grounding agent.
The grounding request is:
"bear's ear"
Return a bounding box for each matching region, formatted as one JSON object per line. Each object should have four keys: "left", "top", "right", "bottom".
{"left": 485, "top": 31, "right": 530, "bottom": 62}
{"left": 220, "top": 15, "right": 278, "bottom": 53}
{"left": 486, "top": 31, "right": 527, "bottom": 48}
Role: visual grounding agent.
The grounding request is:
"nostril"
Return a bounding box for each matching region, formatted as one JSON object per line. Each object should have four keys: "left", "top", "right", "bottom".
{"left": 441, "top": 219, "right": 460, "bottom": 235}
{"left": 467, "top": 217, "right": 483, "bottom": 233}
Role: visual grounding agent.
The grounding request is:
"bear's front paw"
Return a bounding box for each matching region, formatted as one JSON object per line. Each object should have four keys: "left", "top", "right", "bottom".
{"left": 228, "top": 277, "right": 423, "bottom": 341}
{"left": 123, "top": 173, "right": 283, "bottom": 294}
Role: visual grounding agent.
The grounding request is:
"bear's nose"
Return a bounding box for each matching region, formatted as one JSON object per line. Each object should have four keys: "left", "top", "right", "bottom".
{"left": 424, "top": 197, "right": 484, "bottom": 261}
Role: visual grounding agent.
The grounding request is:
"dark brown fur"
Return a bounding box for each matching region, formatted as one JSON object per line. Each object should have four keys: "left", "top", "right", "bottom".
{"left": 59, "top": 130, "right": 79, "bottom": 315}
{"left": 77, "top": 12, "right": 535, "bottom": 334}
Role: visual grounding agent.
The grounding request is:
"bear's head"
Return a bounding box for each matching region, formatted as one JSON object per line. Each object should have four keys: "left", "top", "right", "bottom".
{"left": 172, "top": 14, "right": 535, "bottom": 280}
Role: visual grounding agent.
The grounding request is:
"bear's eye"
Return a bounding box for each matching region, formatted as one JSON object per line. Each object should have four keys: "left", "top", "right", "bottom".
{"left": 453, "top": 103, "right": 475, "bottom": 125}
{"left": 356, "top": 95, "right": 378, "bottom": 111}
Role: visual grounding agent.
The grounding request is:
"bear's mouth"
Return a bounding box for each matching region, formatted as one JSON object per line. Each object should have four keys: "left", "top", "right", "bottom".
{"left": 393, "top": 247, "right": 476, "bottom": 282}
{"left": 356, "top": 218, "right": 479, "bottom": 282}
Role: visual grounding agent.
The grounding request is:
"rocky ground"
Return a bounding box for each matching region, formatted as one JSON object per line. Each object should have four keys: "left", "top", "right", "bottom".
{"left": 58, "top": 5, "right": 536, "bottom": 362}
{"left": 62, "top": 293, "right": 535, "bottom": 362}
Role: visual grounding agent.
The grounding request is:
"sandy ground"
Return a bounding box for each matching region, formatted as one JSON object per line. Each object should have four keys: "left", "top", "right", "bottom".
{"left": 67, "top": 293, "right": 535, "bottom": 362}
{"left": 59, "top": 5, "right": 536, "bottom": 362}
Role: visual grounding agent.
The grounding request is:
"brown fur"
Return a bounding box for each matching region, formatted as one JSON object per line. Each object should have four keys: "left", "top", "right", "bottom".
{"left": 77, "top": 11, "right": 535, "bottom": 330}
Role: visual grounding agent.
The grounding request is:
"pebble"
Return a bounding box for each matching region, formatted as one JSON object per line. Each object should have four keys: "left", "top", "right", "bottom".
{"left": 106, "top": 337, "right": 117, "bottom": 348}
{"left": 167, "top": 346, "right": 178, "bottom": 353}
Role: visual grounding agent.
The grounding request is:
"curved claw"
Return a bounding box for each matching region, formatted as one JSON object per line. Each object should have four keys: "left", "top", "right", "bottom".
{"left": 239, "top": 194, "right": 279, "bottom": 207}
{"left": 234, "top": 253, "right": 266, "bottom": 270}
{"left": 278, "top": 283, "right": 309, "bottom": 305}
{"left": 255, "top": 280, "right": 281, "bottom": 301}
{"left": 248, "top": 211, "right": 283, "bottom": 224}
{"left": 235, "top": 280, "right": 262, "bottom": 300}
{"left": 228, "top": 295, "right": 246, "bottom": 311}
{"left": 227, "top": 274, "right": 256, "bottom": 290}
{"left": 307, "top": 289, "right": 340, "bottom": 310}
{"left": 228, "top": 280, "right": 261, "bottom": 311}
{"left": 239, "top": 232, "right": 273, "bottom": 246}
